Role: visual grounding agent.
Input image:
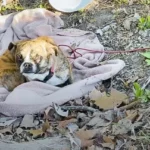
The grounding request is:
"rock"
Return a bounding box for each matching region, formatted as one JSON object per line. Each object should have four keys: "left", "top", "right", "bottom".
{"left": 147, "top": 30, "right": 150, "bottom": 37}
{"left": 129, "top": 32, "right": 133, "bottom": 37}
{"left": 96, "top": 29, "right": 103, "bottom": 36}
{"left": 110, "top": 23, "right": 117, "bottom": 29}
{"left": 139, "top": 30, "right": 148, "bottom": 37}
{"left": 134, "top": 13, "right": 140, "bottom": 20}
{"left": 102, "top": 25, "right": 110, "bottom": 32}
{"left": 138, "top": 36, "right": 142, "bottom": 42}
{"left": 123, "top": 19, "right": 131, "bottom": 30}
{"left": 16, "top": 128, "right": 23, "bottom": 135}
{"left": 87, "top": 23, "right": 97, "bottom": 30}
{"left": 112, "top": 8, "right": 128, "bottom": 14}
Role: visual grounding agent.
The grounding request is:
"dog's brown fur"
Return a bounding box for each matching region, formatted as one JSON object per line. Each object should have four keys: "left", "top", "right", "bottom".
{"left": 0, "top": 50, "right": 25, "bottom": 91}
{"left": 0, "top": 36, "right": 72, "bottom": 91}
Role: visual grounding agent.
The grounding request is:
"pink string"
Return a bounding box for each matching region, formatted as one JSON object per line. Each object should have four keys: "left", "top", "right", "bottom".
{"left": 58, "top": 45, "right": 150, "bottom": 59}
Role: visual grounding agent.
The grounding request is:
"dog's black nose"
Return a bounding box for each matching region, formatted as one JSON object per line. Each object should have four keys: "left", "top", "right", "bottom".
{"left": 23, "top": 62, "right": 33, "bottom": 73}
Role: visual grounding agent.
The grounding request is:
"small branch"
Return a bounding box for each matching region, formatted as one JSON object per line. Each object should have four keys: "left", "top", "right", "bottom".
{"left": 119, "top": 100, "right": 140, "bottom": 111}
{"left": 61, "top": 106, "right": 99, "bottom": 113}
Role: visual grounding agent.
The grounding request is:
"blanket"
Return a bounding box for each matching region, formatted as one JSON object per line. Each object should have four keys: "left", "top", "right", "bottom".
{"left": 0, "top": 8, "right": 125, "bottom": 116}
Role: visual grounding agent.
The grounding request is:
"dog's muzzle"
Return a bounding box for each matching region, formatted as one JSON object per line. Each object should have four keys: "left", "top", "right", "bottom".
{"left": 23, "top": 62, "right": 33, "bottom": 73}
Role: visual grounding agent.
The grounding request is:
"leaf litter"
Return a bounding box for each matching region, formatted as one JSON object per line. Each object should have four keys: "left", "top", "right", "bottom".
{"left": 0, "top": 83, "right": 148, "bottom": 149}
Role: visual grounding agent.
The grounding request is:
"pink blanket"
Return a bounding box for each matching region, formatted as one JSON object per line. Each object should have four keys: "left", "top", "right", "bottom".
{"left": 0, "top": 8, "right": 125, "bottom": 116}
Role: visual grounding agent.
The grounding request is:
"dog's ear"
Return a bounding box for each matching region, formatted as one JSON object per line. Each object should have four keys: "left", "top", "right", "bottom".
{"left": 8, "top": 42, "right": 16, "bottom": 51}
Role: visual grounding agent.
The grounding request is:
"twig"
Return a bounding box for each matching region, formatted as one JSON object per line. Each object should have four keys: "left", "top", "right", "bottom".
{"left": 141, "top": 143, "right": 145, "bottom": 150}
{"left": 119, "top": 100, "right": 140, "bottom": 111}
{"left": 61, "top": 106, "right": 99, "bottom": 113}
{"left": 142, "top": 76, "right": 150, "bottom": 90}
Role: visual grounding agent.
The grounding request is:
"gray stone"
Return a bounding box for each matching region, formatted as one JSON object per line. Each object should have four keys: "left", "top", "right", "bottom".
{"left": 96, "top": 29, "right": 103, "bottom": 36}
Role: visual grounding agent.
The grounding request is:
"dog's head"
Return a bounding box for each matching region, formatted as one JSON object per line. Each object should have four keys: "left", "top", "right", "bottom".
{"left": 8, "top": 36, "right": 59, "bottom": 81}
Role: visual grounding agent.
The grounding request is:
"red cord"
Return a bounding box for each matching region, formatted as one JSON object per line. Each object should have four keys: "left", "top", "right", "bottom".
{"left": 58, "top": 45, "right": 150, "bottom": 59}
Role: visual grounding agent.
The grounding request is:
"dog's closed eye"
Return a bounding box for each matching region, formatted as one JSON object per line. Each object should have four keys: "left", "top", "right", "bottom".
{"left": 16, "top": 53, "right": 23, "bottom": 63}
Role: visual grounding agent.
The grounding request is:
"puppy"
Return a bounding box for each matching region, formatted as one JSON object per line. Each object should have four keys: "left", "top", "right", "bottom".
{"left": 0, "top": 36, "right": 72, "bottom": 91}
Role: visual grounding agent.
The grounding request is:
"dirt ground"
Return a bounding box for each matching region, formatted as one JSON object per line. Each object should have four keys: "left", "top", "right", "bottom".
{"left": 1, "top": 0, "right": 150, "bottom": 149}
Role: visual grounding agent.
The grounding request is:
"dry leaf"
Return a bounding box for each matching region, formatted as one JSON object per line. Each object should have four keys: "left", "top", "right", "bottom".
{"left": 58, "top": 118, "right": 77, "bottom": 128}
{"left": 103, "top": 136, "right": 114, "bottom": 144}
{"left": 75, "top": 129, "right": 99, "bottom": 140}
{"left": 100, "top": 136, "right": 115, "bottom": 150}
{"left": 28, "top": 129, "right": 44, "bottom": 138}
{"left": 42, "top": 120, "right": 50, "bottom": 132}
{"left": 112, "top": 119, "right": 132, "bottom": 135}
{"left": 81, "top": 139, "right": 94, "bottom": 148}
{"left": 101, "top": 143, "right": 115, "bottom": 149}
{"left": 88, "top": 145, "right": 103, "bottom": 150}
{"left": 87, "top": 116, "right": 110, "bottom": 128}
{"left": 126, "top": 76, "right": 138, "bottom": 85}
{"left": 0, "top": 127, "right": 12, "bottom": 134}
{"left": 129, "top": 146, "right": 137, "bottom": 150}
{"left": 90, "top": 88, "right": 128, "bottom": 110}
{"left": 125, "top": 110, "right": 138, "bottom": 122}
{"left": 20, "top": 115, "right": 35, "bottom": 128}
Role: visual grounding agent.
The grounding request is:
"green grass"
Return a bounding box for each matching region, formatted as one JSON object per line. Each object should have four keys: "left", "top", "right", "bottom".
{"left": 138, "top": 16, "right": 150, "bottom": 30}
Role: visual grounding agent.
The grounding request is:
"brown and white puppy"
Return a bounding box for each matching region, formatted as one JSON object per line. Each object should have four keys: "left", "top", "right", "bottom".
{"left": 0, "top": 36, "right": 72, "bottom": 91}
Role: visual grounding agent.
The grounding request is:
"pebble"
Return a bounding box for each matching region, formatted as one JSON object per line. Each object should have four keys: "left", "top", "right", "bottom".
{"left": 96, "top": 29, "right": 103, "bottom": 36}
{"left": 134, "top": 13, "right": 140, "bottom": 20}
{"left": 123, "top": 19, "right": 131, "bottom": 30}
{"left": 129, "top": 32, "right": 133, "bottom": 37}
{"left": 102, "top": 25, "right": 110, "bottom": 32}
{"left": 139, "top": 30, "right": 148, "bottom": 37}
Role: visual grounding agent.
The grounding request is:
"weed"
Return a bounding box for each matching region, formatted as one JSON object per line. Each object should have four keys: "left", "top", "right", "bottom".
{"left": 0, "top": 4, "right": 24, "bottom": 13}
{"left": 140, "top": 52, "right": 150, "bottom": 66}
{"left": 140, "top": 0, "right": 150, "bottom": 4}
{"left": 114, "top": 0, "right": 128, "bottom": 5}
{"left": 133, "top": 82, "right": 150, "bottom": 103}
{"left": 138, "top": 16, "right": 150, "bottom": 30}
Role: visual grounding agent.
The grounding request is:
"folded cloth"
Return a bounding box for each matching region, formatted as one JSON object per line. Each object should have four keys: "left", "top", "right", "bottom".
{"left": 0, "top": 8, "right": 125, "bottom": 116}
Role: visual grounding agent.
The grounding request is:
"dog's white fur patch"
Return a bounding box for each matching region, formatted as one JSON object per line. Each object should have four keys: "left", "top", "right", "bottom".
{"left": 23, "top": 71, "right": 49, "bottom": 81}
{"left": 20, "top": 51, "right": 36, "bottom": 73}
{"left": 23, "top": 69, "right": 69, "bottom": 86}
{"left": 46, "top": 70, "right": 69, "bottom": 85}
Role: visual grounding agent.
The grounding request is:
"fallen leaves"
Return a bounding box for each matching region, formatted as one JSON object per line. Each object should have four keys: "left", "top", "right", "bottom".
{"left": 90, "top": 88, "right": 128, "bottom": 110}
{"left": 28, "top": 129, "right": 44, "bottom": 138}
{"left": 75, "top": 129, "right": 99, "bottom": 140}
{"left": 0, "top": 127, "right": 12, "bottom": 134}
{"left": 86, "top": 116, "right": 111, "bottom": 128}
{"left": 42, "top": 120, "right": 50, "bottom": 132}
{"left": 58, "top": 118, "right": 77, "bottom": 128}
{"left": 112, "top": 119, "right": 133, "bottom": 135}
{"left": 0, "top": 86, "right": 147, "bottom": 149}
